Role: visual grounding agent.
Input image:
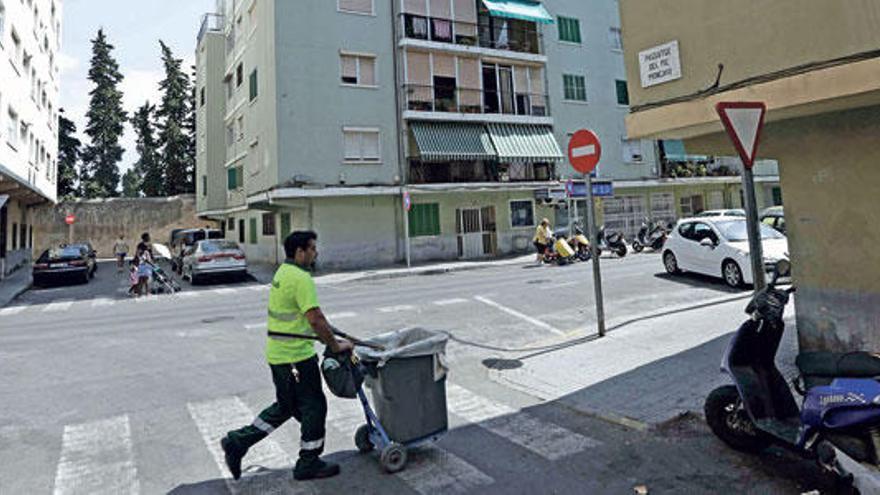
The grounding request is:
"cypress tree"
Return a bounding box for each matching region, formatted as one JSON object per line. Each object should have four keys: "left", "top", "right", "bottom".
{"left": 157, "top": 41, "right": 195, "bottom": 195}
{"left": 56, "top": 111, "right": 81, "bottom": 199}
{"left": 81, "top": 29, "right": 127, "bottom": 198}
{"left": 132, "top": 102, "right": 163, "bottom": 196}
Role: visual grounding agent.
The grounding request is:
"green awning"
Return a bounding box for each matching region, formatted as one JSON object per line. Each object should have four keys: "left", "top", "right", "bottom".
{"left": 487, "top": 124, "right": 563, "bottom": 162}
{"left": 481, "top": 0, "right": 554, "bottom": 24}
{"left": 410, "top": 122, "right": 497, "bottom": 162}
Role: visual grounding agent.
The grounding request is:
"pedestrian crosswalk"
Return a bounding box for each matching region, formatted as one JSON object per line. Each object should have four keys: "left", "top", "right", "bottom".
{"left": 31, "top": 383, "right": 600, "bottom": 494}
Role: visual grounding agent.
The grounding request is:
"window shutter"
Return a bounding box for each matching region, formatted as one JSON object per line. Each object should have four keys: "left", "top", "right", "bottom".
{"left": 362, "top": 132, "right": 380, "bottom": 160}
{"left": 359, "top": 57, "right": 376, "bottom": 85}
{"left": 428, "top": 0, "right": 450, "bottom": 19}
{"left": 406, "top": 51, "right": 431, "bottom": 84}
{"left": 341, "top": 55, "right": 357, "bottom": 83}
{"left": 403, "top": 0, "right": 427, "bottom": 15}
{"left": 339, "top": 0, "right": 372, "bottom": 14}
{"left": 432, "top": 53, "right": 455, "bottom": 77}
{"left": 344, "top": 131, "right": 360, "bottom": 160}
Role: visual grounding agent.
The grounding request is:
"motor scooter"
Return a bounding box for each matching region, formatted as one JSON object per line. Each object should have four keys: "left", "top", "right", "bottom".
{"left": 631, "top": 218, "right": 668, "bottom": 253}
{"left": 705, "top": 260, "right": 880, "bottom": 492}
{"left": 595, "top": 225, "right": 627, "bottom": 258}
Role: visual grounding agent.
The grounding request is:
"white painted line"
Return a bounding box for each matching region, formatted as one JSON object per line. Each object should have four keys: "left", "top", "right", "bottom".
{"left": 473, "top": 296, "right": 565, "bottom": 336}
{"left": 53, "top": 415, "right": 139, "bottom": 495}
{"left": 325, "top": 387, "right": 367, "bottom": 434}
{"left": 325, "top": 311, "right": 357, "bottom": 320}
{"left": 244, "top": 322, "right": 266, "bottom": 331}
{"left": 91, "top": 298, "right": 115, "bottom": 307}
{"left": 187, "top": 396, "right": 317, "bottom": 494}
{"left": 377, "top": 305, "right": 416, "bottom": 313}
{"left": 0, "top": 305, "right": 28, "bottom": 315}
{"left": 434, "top": 298, "right": 468, "bottom": 306}
{"left": 174, "top": 291, "right": 199, "bottom": 298}
{"left": 214, "top": 288, "right": 236, "bottom": 295}
{"left": 571, "top": 144, "right": 596, "bottom": 158}
{"left": 247, "top": 285, "right": 268, "bottom": 291}
{"left": 539, "top": 281, "right": 579, "bottom": 291}
{"left": 396, "top": 447, "right": 494, "bottom": 495}
{"left": 446, "top": 383, "right": 601, "bottom": 460}
{"left": 43, "top": 301, "right": 73, "bottom": 313}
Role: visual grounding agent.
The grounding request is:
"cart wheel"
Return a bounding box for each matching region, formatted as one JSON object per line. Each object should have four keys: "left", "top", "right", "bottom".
{"left": 355, "top": 425, "right": 374, "bottom": 454}
{"left": 380, "top": 443, "right": 407, "bottom": 473}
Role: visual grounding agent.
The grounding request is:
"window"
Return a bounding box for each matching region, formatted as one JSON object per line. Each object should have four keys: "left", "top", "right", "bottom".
{"left": 510, "top": 200, "right": 535, "bottom": 228}
{"left": 772, "top": 187, "right": 783, "bottom": 206}
{"left": 280, "top": 212, "right": 291, "bottom": 237}
{"left": 238, "top": 219, "right": 245, "bottom": 243}
{"left": 340, "top": 54, "right": 376, "bottom": 86}
{"left": 408, "top": 203, "right": 440, "bottom": 237}
{"left": 227, "top": 166, "right": 243, "bottom": 190}
{"left": 199, "top": 87, "right": 205, "bottom": 107}
{"left": 622, "top": 139, "right": 643, "bottom": 163}
{"left": 201, "top": 175, "right": 207, "bottom": 195}
{"left": 338, "top": 0, "right": 373, "bottom": 15}
{"left": 563, "top": 74, "right": 587, "bottom": 101}
{"left": 609, "top": 27, "right": 623, "bottom": 51}
{"left": 248, "top": 68, "right": 258, "bottom": 101}
{"left": 679, "top": 195, "right": 705, "bottom": 217}
{"left": 259, "top": 213, "right": 275, "bottom": 236}
{"left": 249, "top": 218, "right": 257, "bottom": 244}
{"left": 343, "top": 128, "right": 380, "bottom": 162}
{"left": 236, "top": 63, "right": 243, "bottom": 87}
{"left": 227, "top": 217, "right": 235, "bottom": 231}
{"left": 236, "top": 115, "right": 244, "bottom": 141}
{"left": 6, "top": 109, "right": 18, "bottom": 148}
{"left": 615, "top": 80, "right": 629, "bottom": 106}
{"left": 558, "top": 16, "right": 581, "bottom": 44}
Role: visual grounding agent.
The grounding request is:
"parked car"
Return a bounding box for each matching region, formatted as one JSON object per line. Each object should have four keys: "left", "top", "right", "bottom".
{"left": 170, "top": 228, "right": 224, "bottom": 273}
{"left": 760, "top": 206, "right": 786, "bottom": 234}
{"left": 66, "top": 241, "right": 98, "bottom": 272}
{"left": 662, "top": 217, "right": 788, "bottom": 288}
{"left": 181, "top": 240, "right": 247, "bottom": 284}
{"left": 33, "top": 245, "right": 95, "bottom": 285}
{"left": 695, "top": 209, "right": 746, "bottom": 218}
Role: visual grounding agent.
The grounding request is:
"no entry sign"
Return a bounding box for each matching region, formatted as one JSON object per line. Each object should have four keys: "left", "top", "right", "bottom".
{"left": 568, "top": 129, "right": 602, "bottom": 174}
{"left": 65, "top": 214, "right": 76, "bottom": 225}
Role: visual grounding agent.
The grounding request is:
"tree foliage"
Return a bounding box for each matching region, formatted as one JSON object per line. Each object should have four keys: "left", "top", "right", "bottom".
{"left": 157, "top": 41, "right": 195, "bottom": 196}
{"left": 132, "top": 102, "right": 164, "bottom": 197}
{"left": 56, "top": 112, "right": 81, "bottom": 199}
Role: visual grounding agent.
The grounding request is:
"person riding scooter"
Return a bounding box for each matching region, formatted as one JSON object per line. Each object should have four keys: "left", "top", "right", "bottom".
{"left": 705, "top": 260, "right": 880, "bottom": 492}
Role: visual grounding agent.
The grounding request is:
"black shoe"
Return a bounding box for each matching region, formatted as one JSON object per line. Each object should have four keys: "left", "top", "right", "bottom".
{"left": 293, "top": 458, "right": 340, "bottom": 480}
{"left": 221, "top": 436, "right": 243, "bottom": 480}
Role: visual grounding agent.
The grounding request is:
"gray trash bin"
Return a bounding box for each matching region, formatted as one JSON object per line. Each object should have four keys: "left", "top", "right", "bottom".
{"left": 358, "top": 328, "right": 449, "bottom": 444}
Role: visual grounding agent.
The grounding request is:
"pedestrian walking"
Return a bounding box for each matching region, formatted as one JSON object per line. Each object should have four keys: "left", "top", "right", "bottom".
{"left": 221, "top": 231, "right": 353, "bottom": 481}
{"left": 113, "top": 235, "right": 130, "bottom": 272}
{"left": 533, "top": 218, "right": 553, "bottom": 264}
{"left": 136, "top": 233, "right": 154, "bottom": 296}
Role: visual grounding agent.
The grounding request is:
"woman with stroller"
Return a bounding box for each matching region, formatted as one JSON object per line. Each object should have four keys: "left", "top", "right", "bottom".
{"left": 532, "top": 218, "right": 553, "bottom": 264}
{"left": 135, "top": 232, "right": 154, "bottom": 296}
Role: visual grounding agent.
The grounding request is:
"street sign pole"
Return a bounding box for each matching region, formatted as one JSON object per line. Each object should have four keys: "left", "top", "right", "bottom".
{"left": 741, "top": 166, "right": 765, "bottom": 290}
{"left": 584, "top": 173, "right": 606, "bottom": 337}
{"left": 402, "top": 189, "right": 411, "bottom": 268}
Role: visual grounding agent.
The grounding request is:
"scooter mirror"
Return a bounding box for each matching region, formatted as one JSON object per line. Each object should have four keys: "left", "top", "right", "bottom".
{"left": 774, "top": 259, "right": 791, "bottom": 278}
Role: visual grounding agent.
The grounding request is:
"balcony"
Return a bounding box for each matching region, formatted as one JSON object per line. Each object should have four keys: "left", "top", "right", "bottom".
{"left": 401, "top": 14, "right": 541, "bottom": 55}
{"left": 197, "top": 13, "right": 224, "bottom": 44}
{"left": 409, "top": 160, "right": 556, "bottom": 185}
{"left": 404, "top": 84, "right": 548, "bottom": 117}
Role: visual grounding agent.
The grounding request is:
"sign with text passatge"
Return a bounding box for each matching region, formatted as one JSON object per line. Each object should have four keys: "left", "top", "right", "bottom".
{"left": 639, "top": 40, "right": 682, "bottom": 88}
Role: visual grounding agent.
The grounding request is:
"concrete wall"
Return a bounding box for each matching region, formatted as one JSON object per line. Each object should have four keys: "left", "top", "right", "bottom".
{"left": 619, "top": 0, "right": 880, "bottom": 109}
{"left": 30, "top": 195, "right": 219, "bottom": 258}
{"left": 686, "top": 105, "right": 880, "bottom": 352}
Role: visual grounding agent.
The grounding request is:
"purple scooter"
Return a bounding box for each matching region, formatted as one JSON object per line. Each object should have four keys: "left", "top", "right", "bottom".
{"left": 705, "top": 260, "right": 880, "bottom": 492}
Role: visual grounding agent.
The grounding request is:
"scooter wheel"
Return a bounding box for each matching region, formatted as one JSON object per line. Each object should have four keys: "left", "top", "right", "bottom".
{"left": 616, "top": 245, "right": 627, "bottom": 257}
{"left": 355, "top": 424, "right": 374, "bottom": 453}
{"left": 380, "top": 443, "right": 407, "bottom": 473}
{"left": 704, "top": 385, "right": 770, "bottom": 453}
{"left": 632, "top": 241, "right": 644, "bottom": 253}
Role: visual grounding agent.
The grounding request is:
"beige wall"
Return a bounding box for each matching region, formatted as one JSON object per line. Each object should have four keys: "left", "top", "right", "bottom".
{"left": 620, "top": 0, "right": 880, "bottom": 109}
{"left": 30, "top": 195, "right": 219, "bottom": 259}
{"left": 686, "top": 106, "right": 880, "bottom": 352}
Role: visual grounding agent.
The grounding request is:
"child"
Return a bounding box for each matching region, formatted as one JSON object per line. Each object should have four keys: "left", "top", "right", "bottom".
{"left": 128, "top": 258, "right": 140, "bottom": 297}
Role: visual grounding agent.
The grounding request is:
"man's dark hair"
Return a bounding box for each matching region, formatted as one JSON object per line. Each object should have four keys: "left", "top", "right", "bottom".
{"left": 141, "top": 232, "right": 150, "bottom": 242}
{"left": 284, "top": 231, "right": 317, "bottom": 258}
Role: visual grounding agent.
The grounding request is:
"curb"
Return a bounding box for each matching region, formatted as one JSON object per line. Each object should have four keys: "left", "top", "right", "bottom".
{"left": 316, "top": 257, "right": 534, "bottom": 285}
{"left": 0, "top": 278, "right": 32, "bottom": 309}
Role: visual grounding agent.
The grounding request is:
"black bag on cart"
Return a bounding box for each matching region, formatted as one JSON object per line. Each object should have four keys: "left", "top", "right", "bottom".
{"left": 321, "top": 348, "right": 364, "bottom": 399}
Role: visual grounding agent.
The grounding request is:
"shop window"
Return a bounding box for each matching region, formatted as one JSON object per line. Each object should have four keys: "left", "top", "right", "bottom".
{"left": 510, "top": 200, "right": 535, "bottom": 228}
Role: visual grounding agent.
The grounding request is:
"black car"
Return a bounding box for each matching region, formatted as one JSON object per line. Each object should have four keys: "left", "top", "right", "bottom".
{"left": 66, "top": 242, "right": 98, "bottom": 272}
{"left": 33, "top": 246, "right": 95, "bottom": 285}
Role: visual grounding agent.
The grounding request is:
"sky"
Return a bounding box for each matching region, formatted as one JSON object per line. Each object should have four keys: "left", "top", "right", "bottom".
{"left": 60, "top": 0, "right": 214, "bottom": 174}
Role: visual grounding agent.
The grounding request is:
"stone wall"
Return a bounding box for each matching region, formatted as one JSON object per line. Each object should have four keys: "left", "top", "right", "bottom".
{"left": 31, "top": 195, "right": 219, "bottom": 258}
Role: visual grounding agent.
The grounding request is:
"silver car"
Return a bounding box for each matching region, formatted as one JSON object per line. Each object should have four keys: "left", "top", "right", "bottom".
{"left": 182, "top": 240, "right": 247, "bottom": 284}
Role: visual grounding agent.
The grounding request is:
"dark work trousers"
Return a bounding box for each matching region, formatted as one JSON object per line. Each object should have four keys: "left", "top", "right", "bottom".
{"left": 226, "top": 356, "right": 328, "bottom": 461}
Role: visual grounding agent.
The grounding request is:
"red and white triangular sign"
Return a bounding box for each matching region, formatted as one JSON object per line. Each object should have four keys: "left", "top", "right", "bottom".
{"left": 715, "top": 102, "right": 766, "bottom": 169}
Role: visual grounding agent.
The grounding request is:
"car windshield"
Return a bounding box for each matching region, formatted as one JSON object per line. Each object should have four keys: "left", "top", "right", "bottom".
{"left": 715, "top": 220, "right": 785, "bottom": 241}
{"left": 201, "top": 241, "right": 238, "bottom": 253}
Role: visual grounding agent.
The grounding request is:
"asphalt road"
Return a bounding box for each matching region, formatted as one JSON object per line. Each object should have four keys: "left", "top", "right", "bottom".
{"left": 0, "top": 256, "right": 832, "bottom": 494}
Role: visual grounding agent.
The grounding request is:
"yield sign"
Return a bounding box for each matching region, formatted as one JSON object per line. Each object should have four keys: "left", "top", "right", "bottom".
{"left": 715, "top": 102, "right": 766, "bottom": 169}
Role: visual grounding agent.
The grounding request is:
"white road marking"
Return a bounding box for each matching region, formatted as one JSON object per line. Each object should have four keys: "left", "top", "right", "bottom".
{"left": 248, "top": 285, "right": 268, "bottom": 292}
{"left": 473, "top": 296, "right": 565, "bottom": 336}
{"left": 244, "top": 322, "right": 267, "bottom": 331}
{"left": 324, "top": 388, "right": 367, "bottom": 434}
{"left": 539, "top": 281, "right": 579, "bottom": 291}
{"left": 434, "top": 298, "right": 468, "bottom": 306}
{"left": 396, "top": 448, "right": 494, "bottom": 495}
{"left": 214, "top": 288, "right": 236, "bottom": 295}
{"left": 446, "top": 383, "right": 601, "bottom": 460}
{"left": 0, "top": 305, "right": 28, "bottom": 315}
{"left": 91, "top": 298, "right": 115, "bottom": 307}
{"left": 174, "top": 291, "right": 199, "bottom": 298}
{"left": 43, "top": 301, "right": 73, "bottom": 313}
{"left": 571, "top": 144, "right": 596, "bottom": 158}
{"left": 325, "top": 311, "right": 357, "bottom": 320}
{"left": 377, "top": 305, "right": 416, "bottom": 313}
{"left": 53, "top": 415, "right": 139, "bottom": 495}
{"left": 187, "top": 396, "right": 316, "bottom": 494}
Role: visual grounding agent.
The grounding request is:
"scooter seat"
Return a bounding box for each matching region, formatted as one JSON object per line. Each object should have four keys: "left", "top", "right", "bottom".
{"left": 796, "top": 351, "right": 880, "bottom": 379}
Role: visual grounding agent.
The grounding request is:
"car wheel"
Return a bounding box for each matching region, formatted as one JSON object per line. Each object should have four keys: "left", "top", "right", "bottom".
{"left": 723, "top": 260, "right": 744, "bottom": 288}
{"left": 663, "top": 251, "right": 680, "bottom": 274}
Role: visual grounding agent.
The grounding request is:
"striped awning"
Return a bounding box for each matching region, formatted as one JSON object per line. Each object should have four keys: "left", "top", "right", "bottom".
{"left": 410, "top": 122, "right": 497, "bottom": 162}
{"left": 481, "top": 0, "right": 554, "bottom": 24}
{"left": 487, "top": 124, "right": 563, "bottom": 162}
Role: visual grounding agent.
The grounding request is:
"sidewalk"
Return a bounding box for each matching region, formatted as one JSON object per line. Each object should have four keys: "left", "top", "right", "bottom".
{"left": 0, "top": 266, "right": 32, "bottom": 309}
{"left": 247, "top": 254, "right": 537, "bottom": 286}
{"left": 489, "top": 296, "right": 798, "bottom": 430}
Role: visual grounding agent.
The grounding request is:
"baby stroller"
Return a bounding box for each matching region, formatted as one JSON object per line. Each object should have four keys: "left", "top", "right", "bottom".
{"left": 147, "top": 243, "right": 181, "bottom": 295}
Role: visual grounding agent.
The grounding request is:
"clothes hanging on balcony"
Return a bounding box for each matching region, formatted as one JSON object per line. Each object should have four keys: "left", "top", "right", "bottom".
{"left": 432, "top": 19, "right": 452, "bottom": 40}
{"left": 410, "top": 16, "right": 428, "bottom": 38}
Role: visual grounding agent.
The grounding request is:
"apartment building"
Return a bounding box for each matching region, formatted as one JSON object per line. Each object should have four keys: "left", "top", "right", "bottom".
{"left": 618, "top": 0, "right": 880, "bottom": 351}
{"left": 0, "top": 0, "right": 62, "bottom": 278}
{"left": 195, "top": 0, "right": 688, "bottom": 268}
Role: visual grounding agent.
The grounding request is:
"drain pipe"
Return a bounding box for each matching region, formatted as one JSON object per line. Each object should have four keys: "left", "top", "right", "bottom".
{"left": 390, "top": 0, "right": 411, "bottom": 267}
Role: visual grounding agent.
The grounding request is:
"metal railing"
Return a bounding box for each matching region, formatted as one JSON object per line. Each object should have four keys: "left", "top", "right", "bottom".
{"left": 409, "top": 161, "right": 556, "bottom": 184}
{"left": 197, "top": 13, "right": 224, "bottom": 43}
{"left": 401, "top": 14, "right": 542, "bottom": 55}
{"left": 404, "top": 84, "right": 548, "bottom": 116}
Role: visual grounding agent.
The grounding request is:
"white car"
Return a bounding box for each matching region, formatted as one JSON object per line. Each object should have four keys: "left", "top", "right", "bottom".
{"left": 662, "top": 217, "right": 788, "bottom": 288}
{"left": 181, "top": 240, "right": 248, "bottom": 284}
{"left": 695, "top": 209, "right": 746, "bottom": 218}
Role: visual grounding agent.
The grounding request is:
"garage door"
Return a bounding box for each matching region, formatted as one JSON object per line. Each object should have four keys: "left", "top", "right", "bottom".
{"left": 603, "top": 195, "right": 646, "bottom": 239}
